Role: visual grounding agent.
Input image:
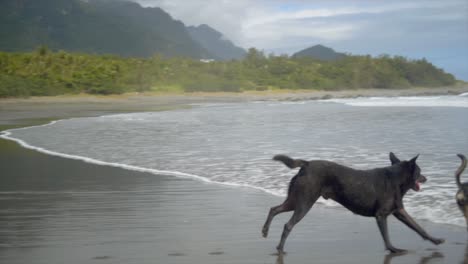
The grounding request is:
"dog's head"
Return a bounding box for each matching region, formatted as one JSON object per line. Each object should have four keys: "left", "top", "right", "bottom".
{"left": 389, "top": 152, "right": 426, "bottom": 192}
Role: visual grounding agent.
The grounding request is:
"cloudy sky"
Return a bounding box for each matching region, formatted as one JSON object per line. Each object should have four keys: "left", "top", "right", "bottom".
{"left": 135, "top": 0, "right": 467, "bottom": 80}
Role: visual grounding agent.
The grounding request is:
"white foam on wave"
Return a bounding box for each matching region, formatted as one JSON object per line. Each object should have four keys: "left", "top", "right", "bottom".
{"left": 459, "top": 92, "right": 468, "bottom": 97}
{"left": 0, "top": 121, "right": 285, "bottom": 198}
{"left": 322, "top": 95, "right": 468, "bottom": 108}
{"left": 404, "top": 199, "right": 465, "bottom": 227}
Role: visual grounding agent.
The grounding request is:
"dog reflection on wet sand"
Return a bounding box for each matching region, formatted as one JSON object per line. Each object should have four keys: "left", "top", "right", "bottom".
{"left": 274, "top": 251, "right": 446, "bottom": 264}
{"left": 383, "top": 252, "right": 444, "bottom": 264}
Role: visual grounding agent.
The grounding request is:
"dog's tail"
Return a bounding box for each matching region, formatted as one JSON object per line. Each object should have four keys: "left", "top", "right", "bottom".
{"left": 456, "top": 154, "right": 467, "bottom": 188}
{"left": 273, "top": 154, "right": 307, "bottom": 169}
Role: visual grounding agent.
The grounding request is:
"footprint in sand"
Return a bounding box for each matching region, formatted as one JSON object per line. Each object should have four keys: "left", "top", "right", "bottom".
{"left": 208, "top": 250, "right": 225, "bottom": 255}
{"left": 93, "top": 256, "right": 112, "bottom": 260}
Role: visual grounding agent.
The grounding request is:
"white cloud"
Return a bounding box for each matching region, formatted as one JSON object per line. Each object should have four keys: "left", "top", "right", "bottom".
{"left": 135, "top": 1, "right": 466, "bottom": 49}
{"left": 134, "top": 0, "right": 468, "bottom": 79}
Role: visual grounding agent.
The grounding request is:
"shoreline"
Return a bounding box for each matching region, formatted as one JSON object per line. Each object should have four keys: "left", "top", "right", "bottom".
{"left": 1, "top": 87, "right": 467, "bottom": 263}
{"left": 1, "top": 86, "right": 468, "bottom": 127}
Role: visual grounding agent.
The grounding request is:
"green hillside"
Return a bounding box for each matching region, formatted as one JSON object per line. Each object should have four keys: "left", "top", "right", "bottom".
{"left": 0, "top": 48, "right": 456, "bottom": 97}
{"left": 0, "top": 0, "right": 212, "bottom": 58}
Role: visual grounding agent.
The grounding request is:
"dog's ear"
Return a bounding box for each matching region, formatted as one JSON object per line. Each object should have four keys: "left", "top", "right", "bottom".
{"left": 409, "top": 154, "right": 419, "bottom": 164}
{"left": 408, "top": 154, "right": 419, "bottom": 171}
{"left": 389, "top": 152, "right": 400, "bottom": 165}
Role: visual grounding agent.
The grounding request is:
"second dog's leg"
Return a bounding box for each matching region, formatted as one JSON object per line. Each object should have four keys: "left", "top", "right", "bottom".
{"left": 262, "top": 200, "right": 294, "bottom": 238}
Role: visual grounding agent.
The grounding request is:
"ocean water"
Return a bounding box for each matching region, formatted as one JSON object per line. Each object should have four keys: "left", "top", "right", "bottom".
{"left": 2, "top": 94, "right": 468, "bottom": 227}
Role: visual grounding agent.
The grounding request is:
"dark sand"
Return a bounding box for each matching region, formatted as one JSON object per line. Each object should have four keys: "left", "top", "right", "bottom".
{"left": 1, "top": 89, "right": 467, "bottom": 264}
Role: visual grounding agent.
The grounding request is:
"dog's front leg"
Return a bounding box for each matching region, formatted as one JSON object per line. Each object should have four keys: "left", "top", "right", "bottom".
{"left": 376, "top": 214, "right": 406, "bottom": 253}
{"left": 393, "top": 208, "right": 445, "bottom": 245}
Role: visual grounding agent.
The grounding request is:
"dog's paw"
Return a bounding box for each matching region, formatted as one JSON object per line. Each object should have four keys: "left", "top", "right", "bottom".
{"left": 276, "top": 247, "right": 286, "bottom": 255}
{"left": 262, "top": 227, "right": 268, "bottom": 238}
{"left": 430, "top": 238, "right": 445, "bottom": 245}
{"left": 388, "top": 247, "right": 407, "bottom": 254}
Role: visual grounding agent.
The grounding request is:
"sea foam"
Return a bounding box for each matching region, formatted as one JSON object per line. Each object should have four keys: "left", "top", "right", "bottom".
{"left": 321, "top": 95, "right": 468, "bottom": 108}
{"left": 0, "top": 121, "right": 285, "bottom": 198}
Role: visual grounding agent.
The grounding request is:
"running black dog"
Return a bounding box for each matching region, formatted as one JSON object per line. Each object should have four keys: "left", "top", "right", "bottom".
{"left": 455, "top": 154, "right": 468, "bottom": 230}
{"left": 262, "top": 153, "right": 444, "bottom": 254}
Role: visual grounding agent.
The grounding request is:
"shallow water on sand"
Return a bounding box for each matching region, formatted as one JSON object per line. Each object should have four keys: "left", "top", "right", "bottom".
{"left": 3, "top": 94, "right": 468, "bottom": 227}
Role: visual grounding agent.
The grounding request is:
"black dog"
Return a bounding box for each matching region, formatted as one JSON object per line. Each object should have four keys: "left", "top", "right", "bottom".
{"left": 455, "top": 154, "right": 468, "bottom": 230}
{"left": 262, "top": 153, "right": 444, "bottom": 254}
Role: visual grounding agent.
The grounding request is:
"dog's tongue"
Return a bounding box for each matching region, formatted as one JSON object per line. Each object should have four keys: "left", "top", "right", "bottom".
{"left": 414, "top": 181, "right": 421, "bottom": 191}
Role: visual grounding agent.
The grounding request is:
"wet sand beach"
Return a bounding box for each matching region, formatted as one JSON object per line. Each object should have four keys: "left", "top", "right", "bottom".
{"left": 0, "top": 139, "right": 466, "bottom": 264}
{"left": 1, "top": 88, "right": 467, "bottom": 264}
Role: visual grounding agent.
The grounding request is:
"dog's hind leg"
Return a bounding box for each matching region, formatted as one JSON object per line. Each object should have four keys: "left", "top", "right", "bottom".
{"left": 262, "top": 199, "right": 294, "bottom": 238}
{"left": 276, "top": 195, "right": 319, "bottom": 254}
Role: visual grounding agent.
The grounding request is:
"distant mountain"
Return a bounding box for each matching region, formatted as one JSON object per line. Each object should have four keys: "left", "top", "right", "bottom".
{"left": 0, "top": 0, "right": 213, "bottom": 58}
{"left": 187, "top": 24, "right": 246, "bottom": 60}
{"left": 292, "top": 45, "right": 347, "bottom": 61}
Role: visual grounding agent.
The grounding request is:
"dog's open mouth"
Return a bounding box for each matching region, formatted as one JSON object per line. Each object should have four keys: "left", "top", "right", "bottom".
{"left": 413, "top": 176, "right": 427, "bottom": 192}
{"left": 413, "top": 181, "right": 421, "bottom": 191}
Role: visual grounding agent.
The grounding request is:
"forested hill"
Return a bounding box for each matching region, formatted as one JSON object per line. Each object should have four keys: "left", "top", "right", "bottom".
{"left": 0, "top": 0, "right": 216, "bottom": 58}
{"left": 0, "top": 48, "right": 457, "bottom": 97}
{"left": 292, "top": 45, "right": 347, "bottom": 61}
{"left": 187, "top": 24, "right": 246, "bottom": 61}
